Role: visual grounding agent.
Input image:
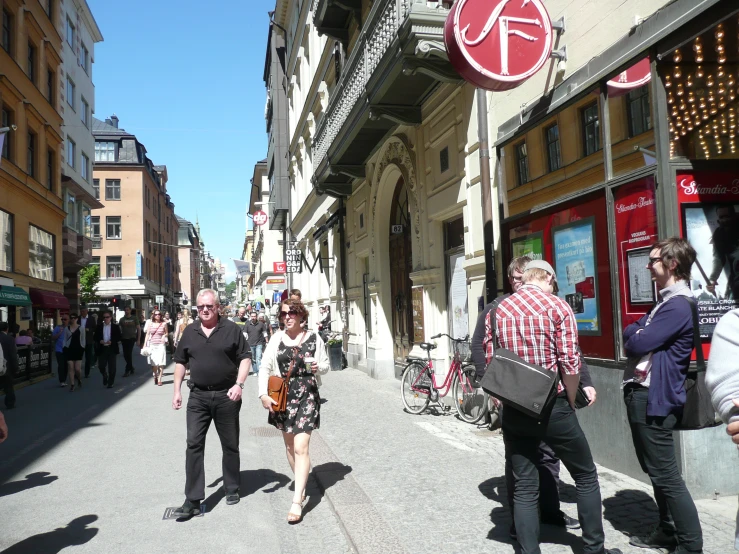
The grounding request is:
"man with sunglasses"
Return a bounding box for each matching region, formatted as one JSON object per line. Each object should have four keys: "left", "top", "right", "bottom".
{"left": 94, "top": 310, "right": 122, "bottom": 388}
{"left": 171, "top": 288, "right": 252, "bottom": 518}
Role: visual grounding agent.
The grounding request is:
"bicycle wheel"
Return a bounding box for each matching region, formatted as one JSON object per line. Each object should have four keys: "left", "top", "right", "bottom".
{"left": 453, "top": 364, "right": 489, "bottom": 424}
{"left": 400, "top": 361, "right": 431, "bottom": 415}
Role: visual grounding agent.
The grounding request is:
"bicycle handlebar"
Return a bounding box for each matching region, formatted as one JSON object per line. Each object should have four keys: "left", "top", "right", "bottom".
{"left": 430, "top": 333, "right": 469, "bottom": 342}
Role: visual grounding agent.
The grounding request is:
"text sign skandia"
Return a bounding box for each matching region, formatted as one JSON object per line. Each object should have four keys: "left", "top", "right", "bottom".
{"left": 444, "top": 0, "right": 553, "bottom": 91}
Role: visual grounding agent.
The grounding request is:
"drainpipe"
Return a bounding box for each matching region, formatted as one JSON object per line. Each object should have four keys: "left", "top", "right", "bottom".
{"left": 476, "top": 88, "right": 497, "bottom": 302}
{"left": 338, "top": 197, "right": 349, "bottom": 353}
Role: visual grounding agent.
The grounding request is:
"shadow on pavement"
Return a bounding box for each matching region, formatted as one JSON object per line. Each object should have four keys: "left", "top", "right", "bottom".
{"left": 0, "top": 514, "right": 98, "bottom": 553}
{"left": 204, "top": 468, "right": 291, "bottom": 513}
{"left": 0, "top": 349, "right": 170, "bottom": 484}
{"left": 304, "top": 462, "right": 352, "bottom": 517}
{"left": 0, "top": 472, "right": 58, "bottom": 499}
{"left": 479, "top": 476, "right": 581, "bottom": 552}
{"left": 603, "top": 489, "right": 659, "bottom": 539}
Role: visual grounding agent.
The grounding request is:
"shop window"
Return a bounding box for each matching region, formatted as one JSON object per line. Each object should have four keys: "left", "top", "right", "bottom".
{"left": 106, "top": 216, "right": 121, "bottom": 239}
{"left": 0, "top": 209, "right": 13, "bottom": 272}
{"left": 106, "top": 256, "right": 122, "bottom": 279}
{"left": 506, "top": 192, "right": 614, "bottom": 358}
{"left": 627, "top": 85, "right": 651, "bottom": 137}
{"left": 29, "top": 225, "right": 55, "bottom": 282}
{"left": 581, "top": 103, "right": 600, "bottom": 157}
{"left": 515, "top": 141, "right": 529, "bottom": 186}
{"left": 105, "top": 179, "right": 121, "bottom": 201}
{"left": 440, "top": 146, "right": 450, "bottom": 173}
{"left": 545, "top": 123, "right": 562, "bottom": 172}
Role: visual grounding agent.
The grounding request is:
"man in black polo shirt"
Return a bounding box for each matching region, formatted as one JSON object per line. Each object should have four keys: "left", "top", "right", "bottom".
{"left": 171, "top": 288, "right": 252, "bottom": 518}
{"left": 244, "top": 311, "right": 267, "bottom": 376}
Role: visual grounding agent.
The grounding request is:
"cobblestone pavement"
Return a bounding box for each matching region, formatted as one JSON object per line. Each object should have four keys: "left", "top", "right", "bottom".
{"left": 312, "top": 368, "right": 737, "bottom": 554}
{"left": 1, "top": 358, "right": 736, "bottom": 554}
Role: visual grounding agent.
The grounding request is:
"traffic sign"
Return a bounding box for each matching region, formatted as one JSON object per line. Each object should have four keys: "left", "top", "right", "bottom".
{"left": 155, "top": 295, "right": 164, "bottom": 304}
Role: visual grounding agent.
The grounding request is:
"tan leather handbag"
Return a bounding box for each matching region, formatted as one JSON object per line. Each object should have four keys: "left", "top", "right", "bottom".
{"left": 267, "top": 332, "right": 307, "bottom": 413}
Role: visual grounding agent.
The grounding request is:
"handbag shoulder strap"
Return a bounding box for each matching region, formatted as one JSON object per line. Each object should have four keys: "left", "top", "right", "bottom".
{"left": 681, "top": 296, "right": 705, "bottom": 372}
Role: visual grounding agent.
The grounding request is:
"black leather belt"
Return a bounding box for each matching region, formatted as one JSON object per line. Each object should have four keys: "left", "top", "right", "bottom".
{"left": 188, "top": 382, "right": 230, "bottom": 392}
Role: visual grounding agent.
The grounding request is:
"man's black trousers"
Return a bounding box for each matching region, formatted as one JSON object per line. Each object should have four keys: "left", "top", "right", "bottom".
{"left": 97, "top": 347, "right": 117, "bottom": 386}
{"left": 505, "top": 438, "right": 561, "bottom": 518}
{"left": 2, "top": 373, "right": 15, "bottom": 408}
{"left": 83, "top": 341, "right": 96, "bottom": 377}
{"left": 624, "top": 386, "right": 703, "bottom": 552}
{"left": 185, "top": 388, "right": 242, "bottom": 502}
{"left": 503, "top": 397, "right": 604, "bottom": 554}
{"left": 121, "top": 339, "right": 136, "bottom": 373}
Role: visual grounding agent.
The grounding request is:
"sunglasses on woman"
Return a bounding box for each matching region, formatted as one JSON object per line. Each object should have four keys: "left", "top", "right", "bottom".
{"left": 280, "top": 309, "right": 299, "bottom": 319}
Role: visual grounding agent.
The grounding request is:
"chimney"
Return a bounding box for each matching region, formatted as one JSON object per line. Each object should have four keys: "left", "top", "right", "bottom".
{"left": 110, "top": 114, "right": 119, "bottom": 128}
{"left": 105, "top": 118, "right": 112, "bottom": 125}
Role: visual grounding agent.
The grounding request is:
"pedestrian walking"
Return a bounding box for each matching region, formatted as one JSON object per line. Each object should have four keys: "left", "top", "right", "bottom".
{"left": 94, "top": 310, "right": 122, "bottom": 389}
{"left": 79, "top": 306, "right": 97, "bottom": 378}
{"left": 173, "top": 312, "right": 189, "bottom": 347}
{"left": 171, "top": 289, "right": 252, "bottom": 518}
{"left": 259, "top": 298, "right": 330, "bottom": 523}
{"left": 245, "top": 311, "right": 268, "bottom": 375}
{"left": 0, "top": 322, "right": 18, "bottom": 409}
{"left": 118, "top": 306, "right": 140, "bottom": 377}
{"left": 63, "top": 314, "right": 85, "bottom": 391}
{"left": 164, "top": 312, "right": 174, "bottom": 355}
{"left": 144, "top": 310, "right": 168, "bottom": 386}
{"left": 52, "top": 318, "right": 67, "bottom": 386}
{"left": 486, "top": 260, "right": 621, "bottom": 554}
{"left": 473, "top": 256, "right": 593, "bottom": 538}
{"left": 622, "top": 238, "right": 703, "bottom": 554}
{"left": 257, "top": 313, "right": 271, "bottom": 339}
{"left": 138, "top": 313, "right": 147, "bottom": 348}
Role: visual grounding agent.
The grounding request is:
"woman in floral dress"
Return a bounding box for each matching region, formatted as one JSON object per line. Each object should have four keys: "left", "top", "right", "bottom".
{"left": 258, "top": 298, "right": 329, "bottom": 524}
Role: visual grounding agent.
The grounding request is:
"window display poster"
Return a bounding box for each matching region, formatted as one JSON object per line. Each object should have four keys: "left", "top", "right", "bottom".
{"left": 613, "top": 177, "right": 658, "bottom": 327}
{"left": 552, "top": 217, "right": 600, "bottom": 334}
{"left": 682, "top": 203, "right": 739, "bottom": 338}
{"left": 511, "top": 232, "right": 543, "bottom": 260}
{"left": 448, "top": 251, "right": 469, "bottom": 340}
{"left": 411, "top": 286, "right": 425, "bottom": 344}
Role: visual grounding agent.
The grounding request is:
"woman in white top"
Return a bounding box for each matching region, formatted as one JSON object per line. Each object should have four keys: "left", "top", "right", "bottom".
{"left": 144, "top": 310, "right": 168, "bottom": 385}
{"left": 258, "top": 298, "right": 329, "bottom": 524}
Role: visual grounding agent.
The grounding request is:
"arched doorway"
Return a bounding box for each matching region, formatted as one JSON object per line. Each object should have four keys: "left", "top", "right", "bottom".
{"left": 389, "top": 177, "right": 414, "bottom": 362}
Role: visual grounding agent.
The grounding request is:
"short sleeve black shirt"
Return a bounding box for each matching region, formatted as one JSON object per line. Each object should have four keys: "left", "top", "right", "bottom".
{"left": 173, "top": 317, "right": 251, "bottom": 388}
{"left": 244, "top": 320, "right": 268, "bottom": 346}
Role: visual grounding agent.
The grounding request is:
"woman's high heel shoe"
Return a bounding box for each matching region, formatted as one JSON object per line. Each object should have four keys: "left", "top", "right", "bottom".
{"left": 287, "top": 501, "right": 303, "bottom": 524}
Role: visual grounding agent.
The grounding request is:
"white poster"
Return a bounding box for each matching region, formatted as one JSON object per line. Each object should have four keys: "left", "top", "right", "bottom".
{"left": 448, "top": 252, "right": 468, "bottom": 340}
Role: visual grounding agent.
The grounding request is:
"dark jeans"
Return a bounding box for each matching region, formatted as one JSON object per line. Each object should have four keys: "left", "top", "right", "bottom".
{"left": 83, "top": 341, "right": 96, "bottom": 377}
{"left": 56, "top": 351, "right": 67, "bottom": 384}
{"left": 121, "top": 339, "right": 136, "bottom": 372}
{"left": 185, "top": 388, "right": 242, "bottom": 502}
{"left": 624, "top": 386, "right": 703, "bottom": 552}
{"left": 97, "top": 347, "right": 118, "bottom": 386}
{"left": 503, "top": 397, "right": 604, "bottom": 554}
{"left": 2, "top": 373, "right": 15, "bottom": 408}
{"left": 505, "top": 440, "right": 561, "bottom": 518}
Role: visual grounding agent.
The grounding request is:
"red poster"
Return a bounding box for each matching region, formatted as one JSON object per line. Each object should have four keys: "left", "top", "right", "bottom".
{"left": 273, "top": 261, "right": 286, "bottom": 274}
{"left": 613, "top": 177, "right": 658, "bottom": 328}
{"left": 575, "top": 276, "right": 595, "bottom": 299}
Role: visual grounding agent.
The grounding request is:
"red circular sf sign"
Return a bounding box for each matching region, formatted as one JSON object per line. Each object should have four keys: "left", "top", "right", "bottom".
{"left": 445, "top": 0, "right": 554, "bottom": 91}
{"left": 252, "top": 210, "right": 268, "bottom": 226}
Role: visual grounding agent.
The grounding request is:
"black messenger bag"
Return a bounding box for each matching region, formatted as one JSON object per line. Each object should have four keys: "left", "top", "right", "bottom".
{"left": 480, "top": 306, "right": 560, "bottom": 419}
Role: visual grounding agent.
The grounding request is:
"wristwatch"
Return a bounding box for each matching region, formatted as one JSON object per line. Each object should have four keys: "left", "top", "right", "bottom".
{"left": 236, "top": 382, "right": 245, "bottom": 389}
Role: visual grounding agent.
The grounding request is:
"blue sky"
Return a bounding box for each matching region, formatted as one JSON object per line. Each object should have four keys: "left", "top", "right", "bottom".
{"left": 89, "top": 0, "right": 275, "bottom": 282}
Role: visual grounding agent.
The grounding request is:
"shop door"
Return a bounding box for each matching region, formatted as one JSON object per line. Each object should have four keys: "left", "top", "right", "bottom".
{"left": 389, "top": 178, "right": 414, "bottom": 362}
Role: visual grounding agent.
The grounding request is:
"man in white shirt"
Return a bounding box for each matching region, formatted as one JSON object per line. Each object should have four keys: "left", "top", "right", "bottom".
{"left": 93, "top": 311, "right": 121, "bottom": 388}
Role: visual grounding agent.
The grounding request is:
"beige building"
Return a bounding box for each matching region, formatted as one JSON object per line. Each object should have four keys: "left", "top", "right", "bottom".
{"left": 1, "top": 0, "right": 67, "bottom": 329}
{"left": 176, "top": 215, "right": 202, "bottom": 309}
{"left": 91, "top": 115, "right": 180, "bottom": 316}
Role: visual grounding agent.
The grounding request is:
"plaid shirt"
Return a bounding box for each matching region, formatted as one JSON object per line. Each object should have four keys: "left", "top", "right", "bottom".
{"left": 484, "top": 284, "right": 580, "bottom": 393}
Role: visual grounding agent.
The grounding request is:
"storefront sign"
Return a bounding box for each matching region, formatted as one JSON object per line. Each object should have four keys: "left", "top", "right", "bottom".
{"left": 553, "top": 217, "right": 600, "bottom": 334}
{"left": 677, "top": 171, "right": 739, "bottom": 338}
{"left": 252, "top": 210, "right": 268, "bottom": 226}
{"left": 613, "top": 177, "right": 658, "bottom": 328}
{"left": 285, "top": 242, "right": 302, "bottom": 274}
{"left": 136, "top": 250, "right": 142, "bottom": 278}
{"left": 412, "top": 286, "right": 425, "bottom": 344}
{"left": 511, "top": 232, "right": 543, "bottom": 260}
{"left": 445, "top": 0, "right": 554, "bottom": 91}
{"left": 606, "top": 57, "right": 651, "bottom": 97}
{"left": 266, "top": 278, "right": 285, "bottom": 285}
{"left": 273, "top": 262, "right": 286, "bottom": 274}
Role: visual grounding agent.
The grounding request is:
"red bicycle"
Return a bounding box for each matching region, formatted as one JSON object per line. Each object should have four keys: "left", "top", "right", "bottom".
{"left": 400, "top": 333, "right": 489, "bottom": 424}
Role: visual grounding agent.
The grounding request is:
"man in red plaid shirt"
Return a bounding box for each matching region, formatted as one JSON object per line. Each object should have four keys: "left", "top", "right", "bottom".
{"left": 485, "top": 260, "right": 619, "bottom": 554}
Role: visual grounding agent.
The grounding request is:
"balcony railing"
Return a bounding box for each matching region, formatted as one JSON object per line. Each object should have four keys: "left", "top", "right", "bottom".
{"left": 313, "top": 0, "right": 411, "bottom": 174}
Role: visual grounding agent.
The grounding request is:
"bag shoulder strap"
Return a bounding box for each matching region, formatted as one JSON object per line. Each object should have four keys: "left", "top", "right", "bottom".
{"left": 680, "top": 296, "right": 705, "bottom": 372}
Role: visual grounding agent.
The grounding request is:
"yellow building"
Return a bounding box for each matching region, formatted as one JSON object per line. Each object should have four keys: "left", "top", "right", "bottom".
{"left": 1, "top": 0, "right": 67, "bottom": 328}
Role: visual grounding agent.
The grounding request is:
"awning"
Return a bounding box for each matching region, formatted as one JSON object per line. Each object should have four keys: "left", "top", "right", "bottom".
{"left": 0, "top": 286, "right": 32, "bottom": 306}
{"left": 30, "top": 289, "right": 70, "bottom": 310}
